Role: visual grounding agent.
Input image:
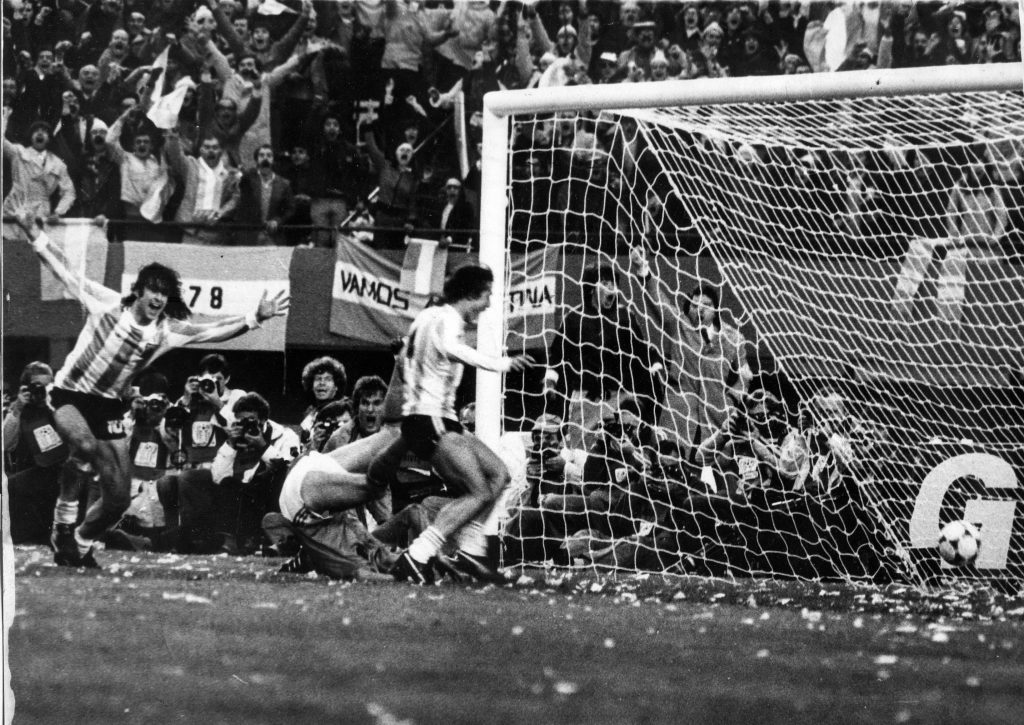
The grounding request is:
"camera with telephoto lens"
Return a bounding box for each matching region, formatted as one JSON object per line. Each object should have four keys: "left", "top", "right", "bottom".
{"left": 163, "top": 405, "right": 188, "bottom": 429}
{"left": 198, "top": 378, "right": 217, "bottom": 395}
{"left": 240, "top": 418, "right": 263, "bottom": 438}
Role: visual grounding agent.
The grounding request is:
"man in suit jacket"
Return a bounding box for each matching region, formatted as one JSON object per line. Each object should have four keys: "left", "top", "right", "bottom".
{"left": 438, "top": 178, "right": 477, "bottom": 249}
{"left": 234, "top": 144, "right": 294, "bottom": 245}
{"left": 166, "top": 131, "right": 240, "bottom": 245}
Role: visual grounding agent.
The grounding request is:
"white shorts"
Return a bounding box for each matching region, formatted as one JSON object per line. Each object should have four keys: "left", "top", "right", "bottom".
{"left": 279, "top": 451, "right": 346, "bottom": 522}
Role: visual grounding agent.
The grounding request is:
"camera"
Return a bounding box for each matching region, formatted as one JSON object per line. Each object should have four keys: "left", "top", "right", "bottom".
{"left": 316, "top": 417, "right": 341, "bottom": 433}
{"left": 198, "top": 378, "right": 217, "bottom": 395}
{"left": 164, "top": 405, "right": 188, "bottom": 429}
{"left": 240, "top": 418, "right": 263, "bottom": 438}
{"left": 145, "top": 397, "right": 169, "bottom": 413}
{"left": 27, "top": 381, "right": 47, "bottom": 400}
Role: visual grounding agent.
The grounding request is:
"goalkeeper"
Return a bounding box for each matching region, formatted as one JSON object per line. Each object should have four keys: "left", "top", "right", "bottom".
{"left": 543, "top": 252, "right": 666, "bottom": 451}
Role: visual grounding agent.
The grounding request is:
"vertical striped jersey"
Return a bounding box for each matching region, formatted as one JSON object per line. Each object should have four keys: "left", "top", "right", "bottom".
{"left": 402, "top": 305, "right": 465, "bottom": 421}
{"left": 55, "top": 305, "right": 181, "bottom": 398}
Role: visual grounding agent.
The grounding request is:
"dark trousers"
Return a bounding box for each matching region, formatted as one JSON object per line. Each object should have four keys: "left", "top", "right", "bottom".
{"left": 158, "top": 469, "right": 283, "bottom": 554}
{"left": 6, "top": 466, "right": 62, "bottom": 544}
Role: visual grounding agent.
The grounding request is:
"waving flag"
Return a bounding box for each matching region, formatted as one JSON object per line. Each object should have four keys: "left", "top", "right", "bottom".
{"left": 39, "top": 219, "right": 110, "bottom": 302}
{"left": 148, "top": 76, "right": 196, "bottom": 130}
{"left": 258, "top": 0, "right": 297, "bottom": 15}
{"left": 400, "top": 238, "right": 448, "bottom": 296}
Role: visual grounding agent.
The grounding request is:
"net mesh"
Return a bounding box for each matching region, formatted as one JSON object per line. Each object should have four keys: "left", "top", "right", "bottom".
{"left": 497, "top": 88, "right": 1024, "bottom": 586}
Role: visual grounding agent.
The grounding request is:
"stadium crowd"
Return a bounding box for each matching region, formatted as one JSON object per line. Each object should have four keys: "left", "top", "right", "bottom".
{"left": 4, "top": 0, "right": 1020, "bottom": 582}
{"left": 3, "top": 0, "right": 1020, "bottom": 249}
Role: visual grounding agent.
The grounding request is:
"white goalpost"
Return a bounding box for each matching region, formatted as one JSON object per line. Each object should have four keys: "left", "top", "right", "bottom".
{"left": 477, "top": 63, "right": 1024, "bottom": 584}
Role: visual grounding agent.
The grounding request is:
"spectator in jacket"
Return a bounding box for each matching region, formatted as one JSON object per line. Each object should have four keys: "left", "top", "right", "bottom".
{"left": 103, "top": 104, "right": 171, "bottom": 241}
{"left": 15, "top": 47, "right": 65, "bottom": 133}
{"left": 234, "top": 144, "right": 295, "bottom": 245}
{"left": 2, "top": 119, "right": 75, "bottom": 236}
{"left": 363, "top": 126, "right": 419, "bottom": 248}
{"left": 166, "top": 130, "right": 240, "bottom": 246}
{"left": 436, "top": 177, "right": 476, "bottom": 248}
{"left": 309, "top": 114, "right": 362, "bottom": 248}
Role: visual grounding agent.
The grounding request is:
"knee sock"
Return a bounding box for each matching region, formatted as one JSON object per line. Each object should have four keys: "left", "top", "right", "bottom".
{"left": 73, "top": 527, "right": 95, "bottom": 556}
{"left": 53, "top": 499, "right": 79, "bottom": 526}
{"left": 408, "top": 525, "right": 445, "bottom": 564}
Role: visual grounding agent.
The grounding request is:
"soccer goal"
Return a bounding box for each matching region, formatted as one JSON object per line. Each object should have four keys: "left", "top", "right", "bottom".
{"left": 476, "top": 63, "right": 1024, "bottom": 585}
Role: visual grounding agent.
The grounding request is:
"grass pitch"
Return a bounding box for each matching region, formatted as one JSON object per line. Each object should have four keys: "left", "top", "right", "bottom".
{"left": 7, "top": 546, "right": 1024, "bottom": 725}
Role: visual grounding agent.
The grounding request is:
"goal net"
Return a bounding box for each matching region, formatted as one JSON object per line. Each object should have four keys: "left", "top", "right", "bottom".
{"left": 478, "top": 65, "right": 1024, "bottom": 586}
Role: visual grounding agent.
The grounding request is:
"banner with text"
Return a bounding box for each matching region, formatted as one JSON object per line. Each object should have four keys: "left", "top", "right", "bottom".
{"left": 330, "top": 236, "right": 432, "bottom": 343}
{"left": 505, "top": 245, "right": 562, "bottom": 351}
{"left": 121, "top": 242, "right": 292, "bottom": 351}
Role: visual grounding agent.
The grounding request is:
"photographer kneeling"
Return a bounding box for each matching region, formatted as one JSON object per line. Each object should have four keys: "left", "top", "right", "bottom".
{"left": 162, "top": 393, "right": 299, "bottom": 554}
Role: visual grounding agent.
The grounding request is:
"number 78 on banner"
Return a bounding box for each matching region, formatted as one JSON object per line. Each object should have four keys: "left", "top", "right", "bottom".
{"left": 120, "top": 275, "right": 289, "bottom": 316}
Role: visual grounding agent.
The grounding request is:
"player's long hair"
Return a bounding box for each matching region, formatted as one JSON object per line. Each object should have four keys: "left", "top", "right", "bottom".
{"left": 122, "top": 263, "right": 191, "bottom": 320}
{"left": 442, "top": 264, "right": 494, "bottom": 303}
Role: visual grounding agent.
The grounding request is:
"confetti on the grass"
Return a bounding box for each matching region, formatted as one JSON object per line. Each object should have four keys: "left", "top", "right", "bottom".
{"left": 553, "top": 681, "right": 579, "bottom": 695}
{"left": 511, "top": 626, "right": 524, "bottom": 636}
{"left": 603, "top": 638, "right": 615, "bottom": 649}
{"left": 161, "top": 592, "right": 212, "bottom": 605}
{"left": 965, "top": 676, "right": 981, "bottom": 687}
{"left": 873, "top": 655, "right": 898, "bottom": 665}
{"left": 756, "top": 649, "right": 769, "bottom": 658}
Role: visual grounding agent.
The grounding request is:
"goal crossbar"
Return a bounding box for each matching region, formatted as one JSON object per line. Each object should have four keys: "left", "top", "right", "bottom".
{"left": 484, "top": 63, "right": 1022, "bottom": 118}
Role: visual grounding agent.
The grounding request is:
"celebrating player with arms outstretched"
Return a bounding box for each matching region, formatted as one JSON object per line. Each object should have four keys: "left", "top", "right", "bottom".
{"left": 11, "top": 209, "right": 289, "bottom": 567}
{"left": 391, "top": 264, "right": 533, "bottom": 584}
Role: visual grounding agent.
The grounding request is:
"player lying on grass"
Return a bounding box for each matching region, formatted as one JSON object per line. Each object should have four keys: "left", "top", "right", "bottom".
{"left": 11, "top": 207, "right": 289, "bottom": 568}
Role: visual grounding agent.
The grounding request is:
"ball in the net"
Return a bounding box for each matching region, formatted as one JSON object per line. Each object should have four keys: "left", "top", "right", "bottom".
{"left": 937, "top": 521, "right": 981, "bottom": 566}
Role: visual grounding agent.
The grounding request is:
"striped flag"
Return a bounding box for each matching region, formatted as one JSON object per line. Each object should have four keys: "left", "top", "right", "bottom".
{"left": 39, "top": 219, "right": 110, "bottom": 302}
{"left": 399, "top": 238, "right": 448, "bottom": 296}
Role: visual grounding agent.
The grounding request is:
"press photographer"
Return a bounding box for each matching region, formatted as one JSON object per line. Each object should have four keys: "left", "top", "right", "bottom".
{"left": 104, "top": 373, "right": 177, "bottom": 551}
{"left": 173, "top": 354, "right": 243, "bottom": 470}
{"left": 2, "top": 362, "right": 79, "bottom": 544}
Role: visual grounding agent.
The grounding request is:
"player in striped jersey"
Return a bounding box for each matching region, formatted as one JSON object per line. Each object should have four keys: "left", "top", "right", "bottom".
{"left": 11, "top": 209, "right": 289, "bottom": 567}
{"left": 391, "top": 264, "right": 533, "bottom": 584}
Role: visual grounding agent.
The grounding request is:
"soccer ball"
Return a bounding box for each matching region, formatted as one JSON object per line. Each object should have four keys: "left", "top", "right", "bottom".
{"left": 937, "top": 521, "right": 981, "bottom": 566}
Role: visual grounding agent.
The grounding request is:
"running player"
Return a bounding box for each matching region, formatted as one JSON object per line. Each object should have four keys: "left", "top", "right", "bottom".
{"left": 391, "top": 264, "right": 533, "bottom": 584}
{"left": 11, "top": 209, "right": 289, "bottom": 567}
